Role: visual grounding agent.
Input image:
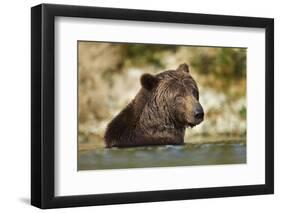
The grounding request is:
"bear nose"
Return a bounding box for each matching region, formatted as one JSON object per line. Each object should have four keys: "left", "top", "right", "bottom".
{"left": 194, "top": 107, "right": 204, "bottom": 120}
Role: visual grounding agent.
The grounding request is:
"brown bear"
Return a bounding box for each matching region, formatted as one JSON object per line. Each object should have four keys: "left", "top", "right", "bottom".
{"left": 104, "top": 63, "right": 204, "bottom": 148}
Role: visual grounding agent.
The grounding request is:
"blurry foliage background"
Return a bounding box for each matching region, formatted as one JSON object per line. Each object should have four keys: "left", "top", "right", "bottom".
{"left": 78, "top": 41, "right": 246, "bottom": 151}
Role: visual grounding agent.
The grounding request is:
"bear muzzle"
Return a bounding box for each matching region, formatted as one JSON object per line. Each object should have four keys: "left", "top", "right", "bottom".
{"left": 194, "top": 104, "right": 204, "bottom": 121}
{"left": 187, "top": 103, "right": 204, "bottom": 127}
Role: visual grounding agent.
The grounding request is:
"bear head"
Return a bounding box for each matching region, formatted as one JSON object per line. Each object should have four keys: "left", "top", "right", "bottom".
{"left": 140, "top": 63, "right": 204, "bottom": 128}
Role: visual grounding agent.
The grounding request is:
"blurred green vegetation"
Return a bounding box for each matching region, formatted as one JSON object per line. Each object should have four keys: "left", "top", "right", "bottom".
{"left": 191, "top": 48, "right": 246, "bottom": 96}
{"left": 123, "top": 44, "right": 177, "bottom": 68}
{"left": 239, "top": 106, "right": 247, "bottom": 119}
{"left": 191, "top": 48, "right": 246, "bottom": 79}
{"left": 107, "top": 44, "right": 246, "bottom": 81}
{"left": 102, "top": 44, "right": 247, "bottom": 95}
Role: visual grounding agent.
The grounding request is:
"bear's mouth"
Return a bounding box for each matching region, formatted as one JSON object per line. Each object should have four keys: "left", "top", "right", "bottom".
{"left": 186, "top": 122, "right": 196, "bottom": 128}
{"left": 186, "top": 118, "right": 203, "bottom": 128}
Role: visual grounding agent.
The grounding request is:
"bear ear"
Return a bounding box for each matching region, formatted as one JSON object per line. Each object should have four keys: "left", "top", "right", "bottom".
{"left": 140, "top": 73, "right": 159, "bottom": 90}
{"left": 177, "top": 63, "right": 189, "bottom": 73}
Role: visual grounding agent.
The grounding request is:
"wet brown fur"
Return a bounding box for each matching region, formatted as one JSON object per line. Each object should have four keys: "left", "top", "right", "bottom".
{"left": 104, "top": 63, "right": 203, "bottom": 148}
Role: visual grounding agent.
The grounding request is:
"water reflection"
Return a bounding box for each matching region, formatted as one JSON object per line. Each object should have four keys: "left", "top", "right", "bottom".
{"left": 78, "top": 141, "right": 246, "bottom": 170}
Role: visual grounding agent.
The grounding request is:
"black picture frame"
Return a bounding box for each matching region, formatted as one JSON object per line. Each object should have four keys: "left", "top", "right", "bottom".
{"left": 31, "top": 3, "right": 274, "bottom": 209}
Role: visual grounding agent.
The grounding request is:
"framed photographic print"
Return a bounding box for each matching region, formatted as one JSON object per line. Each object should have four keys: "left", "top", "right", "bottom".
{"left": 31, "top": 3, "right": 274, "bottom": 209}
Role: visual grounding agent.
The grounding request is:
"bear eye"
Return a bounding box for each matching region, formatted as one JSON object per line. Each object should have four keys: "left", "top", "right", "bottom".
{"left": 175, "top": 95, "right": 184, "bottom": 102}
{"left": 192, "top": 89, "right": 199, "bottom": 100}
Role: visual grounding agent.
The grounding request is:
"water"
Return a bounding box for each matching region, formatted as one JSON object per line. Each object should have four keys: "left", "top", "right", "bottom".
{"left": 78, "top": 141, "right": 246, "bottom": 170}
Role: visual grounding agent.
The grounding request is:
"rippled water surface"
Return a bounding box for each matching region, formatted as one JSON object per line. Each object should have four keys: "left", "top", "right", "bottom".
{"left": 78, "top": 141, "right": 246, "bottom": 170}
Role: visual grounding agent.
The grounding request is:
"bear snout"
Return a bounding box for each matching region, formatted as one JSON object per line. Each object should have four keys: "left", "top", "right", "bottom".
{"left": 194, "top": 105, "right": 204, "bottom": 119}
{"left": 193, "top": 104, "right": 204, "bottom": 124}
